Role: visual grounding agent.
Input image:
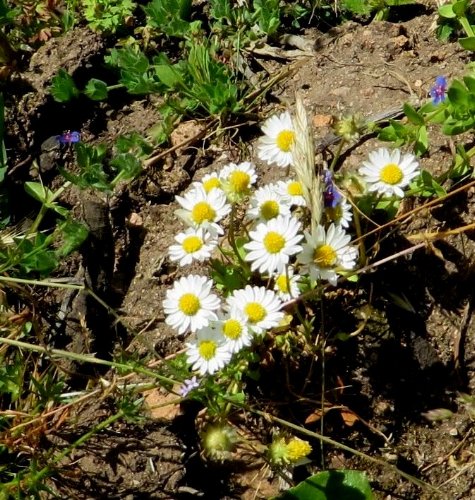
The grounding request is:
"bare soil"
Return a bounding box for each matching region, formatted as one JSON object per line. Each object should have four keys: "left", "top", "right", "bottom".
{"left": 4, "top": 5, "right": 475, "bottom": 499}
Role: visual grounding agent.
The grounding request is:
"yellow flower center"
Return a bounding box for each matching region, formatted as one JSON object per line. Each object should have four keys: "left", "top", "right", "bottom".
{"left": 260, "top": 200, "right": 279, "bottom": 220}
{"left": 191, "top": 202, "right": 216, "bottom": 224}
{"left": 263, "top": 231, "right": 285, "bottom": 254}
{"left": 178, "top": 293, "right": 201, "bottom": 316}
{"left": 276, "top": 130, "right": 295, "bottom": 152}
{"left": 203, "top": 177, "right": 221, "bottom": 193}
{"left": 313, "top": 244, "right": 337, "bottom": 268}
{"left": 245, "top": 302, "right": 266, "bottom": 324}
{"left": 198, "top": 340, "right": 217, "bottom": 360}
{"left": 182, "top": 235, "right": 203, "bottom": 254}
{"left": 276, "top": 274, "right": 290, "bottom": 293}
{"left": 222, "top": 319, "right": 242, "bottom": 340}
{"left": 326, "top": 205, "right": 343, "bottom": 222}
{"left": 229, "top": 171, "right": 250, "bottom": 194}
{"left": 287, "top": 181, "right": 303, "bottom": 196}
{"left": 286, "top": 439, "right": 312, "bottom": 462}
{"left": 380, "top": 163, "right": 403, "bottom": 185}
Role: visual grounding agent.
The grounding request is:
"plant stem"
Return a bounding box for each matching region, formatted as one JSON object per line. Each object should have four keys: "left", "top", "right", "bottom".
{"left": 0, "top": 336, "right": 177, "bottom": 386}
{"left": 252, "top": 409, "right": 439, "bottom": 493}
{"left": 328, "top": 139, "right": 345, "bottom": 172}
{"left": 228, "top": 203, "right": 246, "bottom": 267}
{"left": 29, "top": 410, "right": 125, "bottom": 485}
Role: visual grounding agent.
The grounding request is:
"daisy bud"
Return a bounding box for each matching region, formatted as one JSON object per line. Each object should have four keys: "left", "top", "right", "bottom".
{"left": 333, "top": 114, "right": 365, "bottom": 143}
{"left": 201, "top": 424, "right": 237, "bottom": 461}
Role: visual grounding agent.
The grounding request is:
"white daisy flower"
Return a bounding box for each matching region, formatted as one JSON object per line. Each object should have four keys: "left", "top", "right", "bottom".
{"left": 193, "top": 172, "right": 223, "bottom": 194}
{"left": 169, "top": 227, "right": 218, "bottom": 266}
{"left": 257, "top": 111, "right": 295, "bottom": 168}
{"left": 325, "top": 198, "right": 353, "bottom": 228}
{"left": 226, "top": 285, "right": 284, "bottom": 335}
{"left": 273, "top": 267, "right": 301, "bottom": 301}
{"left": 163, "top": 275, "right": 221, "bottom": 335}
{"left": 214, "top": 308, "right": 253, "bottom": 354}
{"left": 244, "top": 215, "right": 303, "bottom": 275}
{"left": 297, "top": 223, "right": 358, "bottom": 286}
{"left": 175, "top": 184, "right": 231, "bottom": 235}
{"left": 186, "top": 327, "right": 232, "bottom": 375}
{"left": 359, "top": 148, "right": 420, "bottom": 198}
{"left": 219, "top": 162, "right": 257, "bottom": 202}
{"left": 276, "top": 179, "right": 306, "bottom": 207}
{"left": 246, "top": 184, "right": 291, "bottom": 222}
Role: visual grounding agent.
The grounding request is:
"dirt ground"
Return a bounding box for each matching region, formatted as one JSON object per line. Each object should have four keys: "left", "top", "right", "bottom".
{"left": 4, "top": 4, "right": 475, "bottom": 499}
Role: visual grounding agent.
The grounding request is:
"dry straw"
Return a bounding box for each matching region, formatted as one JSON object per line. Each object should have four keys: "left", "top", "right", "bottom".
{"left": 292, "top": 94, "right": 322, "bottom": 231}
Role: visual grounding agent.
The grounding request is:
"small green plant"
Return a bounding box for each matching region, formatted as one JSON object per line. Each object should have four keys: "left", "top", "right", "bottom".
{"left": 60, "top": 133, "right": 151, "bottom": 192}
{"left": 83, "top": 0, "right": 136, "bottom": 34}
{"left": 438, "top": 0, "right": 475, "bottom": 50}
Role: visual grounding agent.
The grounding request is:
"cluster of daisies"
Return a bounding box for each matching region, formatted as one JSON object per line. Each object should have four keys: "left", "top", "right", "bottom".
{"left": 163, "top": 110, "right": 421, "bottom": 380}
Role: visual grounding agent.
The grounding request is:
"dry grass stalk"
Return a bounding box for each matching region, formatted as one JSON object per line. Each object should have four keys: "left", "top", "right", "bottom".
{"left": 292, "top": 94, "right": 322, "bottom": 231}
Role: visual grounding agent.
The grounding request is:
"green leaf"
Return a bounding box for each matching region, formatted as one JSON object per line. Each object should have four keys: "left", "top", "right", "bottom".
{"left": 438, "top": 4, "right": 456, "bottom": 18}
{"left": 24, "top": 182, "right": 53, "bottom": 204}
{"left": 450, "top": 145, "right": 473, "bottom": 179}
{"left": 50, "top": 69, "right": 79, "bottom": 102}
{"left": 342, "top": 0, "right": 373, "bottom": 15}
{"left": 442, "top": 117, "right": 475, "bottom": 135}
{"left": 378, "top": 120, "right": 411, "bottom": 145}
{"left": 144, "top": 0, "right": 195, "bottom": 38}
{"left": 154, "top": 64, "right": 184, "bottom": 88}
{"left": 56, "top": 219, "right": 89, "bottom": 257}
{"left": 459, "top": 37, "right": 475, "bottom": 51}
{"left": 110, "top": 153, "right": 142, "bottom": 184}
{"left": 414, "top": 125, "right": 428, "bottom": 156}
{"left": 463, "top": 75, "right": 475, "bottom": 93}
{"left": 452, "top": 0, "right": 469, "bottom": 17}
{"left": 447, "top": 83, "right": 469, "bottom": 106}
{"left": 273, "top": 470, "right": 373, "bottom": 500}
{"left": 403, "top": 103, "right": 424, "bottom": 125}
{"left": 410, "top": 169, "right": 446, "bottom": 198}
{"left": 18, "top": 235, "right": 58, "bottom": 275}
{"left": 84, "top": 78, "right": 109, "bottom": 100}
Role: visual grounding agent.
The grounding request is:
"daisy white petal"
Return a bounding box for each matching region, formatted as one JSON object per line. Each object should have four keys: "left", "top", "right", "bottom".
{"left": 257, "top": 112, "right": 295, "bottom": 168}
{"left": 359, "top": 148, "right": 420, "bottom": 198}
{"left": 163, "top": 275, "right": 220, "bottom": 335}
{"left": 244, "top": 215, "right": 303, "bottom": 275}
{"left": 276, "top": 179, "right": 307, "bottom": 207}
{"left": 175, "top": 184, "right": 231, "bottom": 235}
{"left": 186, "top": 328, "right": 232, "bottom": 375}
{"left": 226, "top": 285, "right": 284, "bottom": 335}
{"left": 297, "top": 224, "right": 358, "bottom": 286}
{"left": 246, "top": 184, "right": 291, "bottom": 222}
{"left": 169, "top": 227, "right": 218, "bottom": 266}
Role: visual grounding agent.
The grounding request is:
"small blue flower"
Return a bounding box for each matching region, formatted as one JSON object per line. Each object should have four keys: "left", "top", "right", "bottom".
{"left": 323, "top": 170, "right": 342, "bottom": 208}
{"left": 57, "top": 130, "right": 81, "bottom": 145}
{"left": 179, "top": 376, "right": 200, "bottom": 397}
{"left": 430, "top": 76, "right": 448, "bottom": 104}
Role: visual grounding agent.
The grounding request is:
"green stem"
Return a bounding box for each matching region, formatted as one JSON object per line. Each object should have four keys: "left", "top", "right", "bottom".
{"left": 0, "top": 336, "right": 177, "bottom": 386}
{"left": 28, "top": 182, "right": 71, "bottom": 235}
{"left": 352, "top": 204, "right": 367, "bottom": 266}
{"left": 0, "top": 276, "right": 84, "bottom": 290}
{"left": 106, "top": 84, "right": 125, "bottom": 91}
{"left": 328, "top": 139, "right": 345, "bottom": 172}
{"left": 251, "top": 409, "right": 439, "bottom": 493}
{"left": 459, "top": 16, "right": 475, "bottom": 38}
{"left": 228, "top": 204, "right": 246, "bottom": 268}
{"left": 29, "top": 410, "right": 125, "bottom": 485}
